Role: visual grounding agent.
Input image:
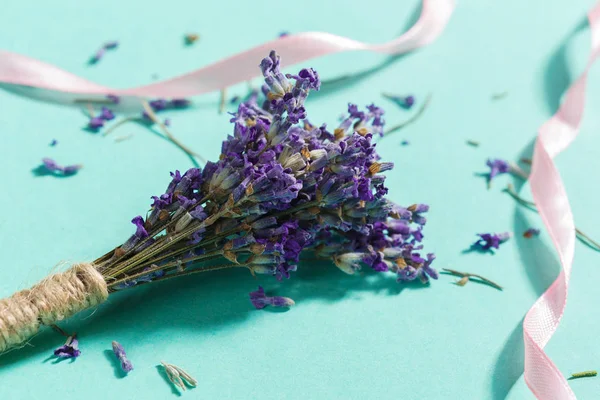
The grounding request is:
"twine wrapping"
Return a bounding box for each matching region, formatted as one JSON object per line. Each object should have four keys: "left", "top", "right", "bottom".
{"left": 0, "top": 263, "right": 108, "bottom": 353}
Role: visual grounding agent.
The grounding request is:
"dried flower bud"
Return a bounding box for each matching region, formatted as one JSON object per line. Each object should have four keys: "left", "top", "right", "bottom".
{"left": 456, "top": 276, "right": 469, "bottom": 286}
{"left": 112, "top": 341, "right": 133, "bottom": 373}
{"left": 333, "top": 253, "right": 364, "bottom": 275}
{"left": 249, "top": 286, "right": 295, "bottom": 309}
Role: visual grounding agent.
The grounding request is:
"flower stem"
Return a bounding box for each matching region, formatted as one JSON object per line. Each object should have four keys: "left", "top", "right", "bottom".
{"left": 442, "top": 268, "right": 503, "bottom": 290}
{"left": 141, "top": 101, "right": 206, "bottom": 163}
{"left": 219, "top": 88, "right": 227, "bottom": 114}
{"left": 383, "top": 94, "right": 432, "bottom": 136}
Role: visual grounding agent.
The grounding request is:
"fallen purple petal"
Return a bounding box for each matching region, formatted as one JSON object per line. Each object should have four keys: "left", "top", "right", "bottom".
{"left": 53, "top": 335, "right": 81, "bottom": 359}
{"left": 88, "top": 116, "right": 105, "bottom": 130}
{"left": 249, "top": 286, "right": 295, "bottom": 309}
{"left": 471, "top": 232, "right": 511, "bottom": 252}
{"left": 41, "top": 158, "right": 82, "bottom": 176}
{"left": 100, "top": 107, "right": 115, "bottom": 121}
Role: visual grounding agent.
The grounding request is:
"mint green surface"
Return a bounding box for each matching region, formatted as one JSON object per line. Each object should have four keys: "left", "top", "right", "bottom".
{"left": 2, "top": 0, "right": 600, "bottom": 398}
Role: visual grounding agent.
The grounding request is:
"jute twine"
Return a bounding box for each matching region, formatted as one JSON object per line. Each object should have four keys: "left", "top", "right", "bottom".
{"left": 0, "top": 263, "right": 108, "bottom": 353}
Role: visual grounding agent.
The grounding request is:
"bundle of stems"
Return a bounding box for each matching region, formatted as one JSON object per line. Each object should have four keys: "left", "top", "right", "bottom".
{"left": 0, "top": 51, "right": 436, "bottom": 353}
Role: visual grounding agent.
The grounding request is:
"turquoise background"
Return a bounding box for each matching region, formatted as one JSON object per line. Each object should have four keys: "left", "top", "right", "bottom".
{"left": 1, "top": 0, "right": 600, "bottom": 398}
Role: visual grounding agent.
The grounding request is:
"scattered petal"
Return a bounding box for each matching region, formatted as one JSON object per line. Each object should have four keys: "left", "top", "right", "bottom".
{"left": 471, "top": 232, "right": 511, "bottom": 253}
{"left": 249, "top": 286, "right": 295, "bottom": 309}
{"left": 40, "top": 158, "right": 82, "bottom": 176}
{"left": 53, "top": 335, "right": 81, "bottom": 359}
{"left": 523, "top": 228, "right": 540, "bottom": 238}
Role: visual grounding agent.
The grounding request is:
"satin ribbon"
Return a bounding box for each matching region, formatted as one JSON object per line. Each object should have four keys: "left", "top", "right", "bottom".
{"left": 2, "top": 0, "right": 592, "bottom": 397}
{"left": 525, "top": 2, "right": 600, "bottom": 399}
{"left": 0, "top": 0, "right": 454, "bottom": 104}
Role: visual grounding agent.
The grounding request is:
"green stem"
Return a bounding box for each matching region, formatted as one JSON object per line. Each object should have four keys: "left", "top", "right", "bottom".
{"left": 383, "top": 94, "right": 432, "bottom": 136}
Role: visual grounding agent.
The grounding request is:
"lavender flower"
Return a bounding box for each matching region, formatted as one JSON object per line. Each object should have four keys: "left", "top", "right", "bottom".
{"left": 249, "top": 286, "right": 295, "bottom": 309}
{"left": 54, "top": 335, "right": 80, "bottom": 359}
{"left": 41, "top": 158, "right": 82, "bottom": 176}
{"left": 112, "top": 341, "right": 133, "bottom": 373}
{"left": 524, "top": 228, "right": 540, "bottom": 238}
{"left": 100, "top": 107, "right": 115, "bottom": 121}
{"left": 472, "top": 232, "right": 511, "bottom": 252}
{"left": 50, "top": 139, "right": 58, "bottom": 146}
{"left": 486, "top": 159, "right": 510, "bottom": 185}
{"left": 88, "top": 116, "right": 105, "bottom": 130}
{"left": 102, "top": 50, "right": 436, "bottom": 300}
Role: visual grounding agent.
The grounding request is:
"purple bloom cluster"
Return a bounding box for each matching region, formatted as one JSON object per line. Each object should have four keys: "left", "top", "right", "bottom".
{"left": 109, "top": 51, "right": 436, "bottom": 293}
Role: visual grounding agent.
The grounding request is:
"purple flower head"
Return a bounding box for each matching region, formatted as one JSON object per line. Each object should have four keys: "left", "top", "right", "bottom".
{"left": 408, "top": 203, "right": 429, "bottom": 226}
{"left": 486, "top": 159, "right": 510, "bottom": 183}
{"left": 50, "top": 139, "right": 58, "bottom": 146}
{"left": 100, "top": 107, "right": 115, "bottom": 121}
{"left": 472, "top": 232, "right": 511, "bottom": 252}
{"left": 88, "top": 116, "right": 105, "bottom": 130}
{"left": 397, "top": 265, "right": 418, "bottom": 281}
{"left": 54, "top": 335, "right": 81, "bottom": 359}
{"left": 249, "top": 286, "right": 295, "bottom": 309}
{"left": 116, "top": 51, "right": 435, "bottom": 294}
{"left": 416, "top": 253, "right": 437, "bottom": 283}
{"left": 287, "top": 68, "right": 321, "bottom": 91}
{"left": 112, "top": 341, "right": 133, "bottom": 373}
{"left": 279, "top": 31, "right": 290, "bottom": 37}
{"left": 131, "top": 216, "right": 148, "bottom": 239}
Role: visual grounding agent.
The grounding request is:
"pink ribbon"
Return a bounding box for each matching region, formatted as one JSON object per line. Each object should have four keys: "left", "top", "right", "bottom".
{"left": 525, "top": 2, "right": 600, "bottom": 399}
{"left": 3, "top": 0, "right": 593, "bottom": 397}
{"left": 0, "top": 0, "right": 454, "bottom": 104}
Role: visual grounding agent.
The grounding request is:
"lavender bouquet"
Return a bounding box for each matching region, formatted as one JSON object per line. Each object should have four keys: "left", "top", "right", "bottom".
{"left": 0, "top": 51, "right": 435, "bottom": 353}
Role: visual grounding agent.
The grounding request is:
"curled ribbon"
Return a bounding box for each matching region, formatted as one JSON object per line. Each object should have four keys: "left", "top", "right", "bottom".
{"left": 525, "top": 2, "right": 600, "bottom": 399}
{"left": 0, "top": 0, "right": 454, "bottom": 104}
